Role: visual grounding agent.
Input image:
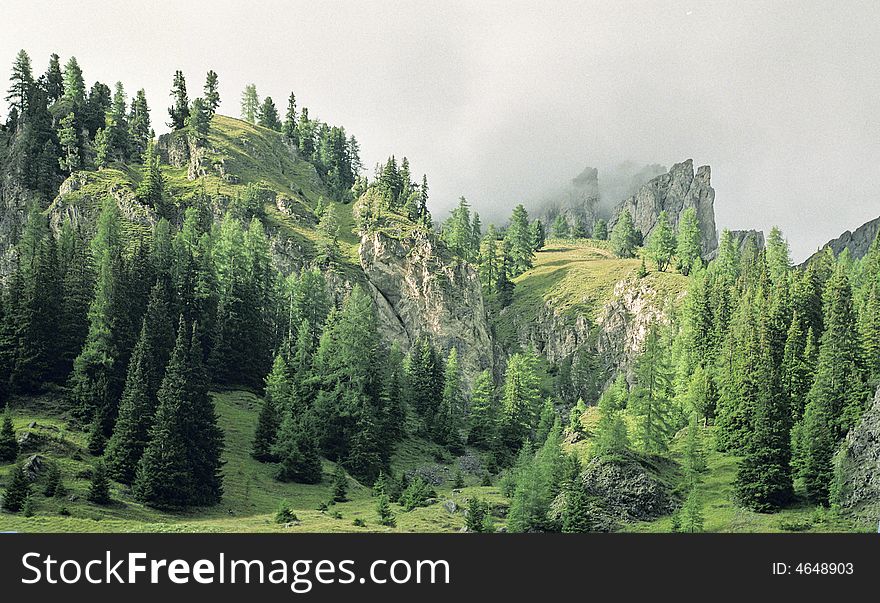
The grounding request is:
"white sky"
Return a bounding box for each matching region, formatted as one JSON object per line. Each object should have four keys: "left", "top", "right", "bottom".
{"left": 4, "top": 0, "right": 880, "bottom": 260}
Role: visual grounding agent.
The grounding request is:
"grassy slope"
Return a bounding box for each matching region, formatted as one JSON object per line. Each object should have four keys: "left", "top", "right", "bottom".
{"left": 494, "top": 239, "right": 687, "bottom": 349}
{"left": 0, "top": 390, "right": 506, "bottom": 533}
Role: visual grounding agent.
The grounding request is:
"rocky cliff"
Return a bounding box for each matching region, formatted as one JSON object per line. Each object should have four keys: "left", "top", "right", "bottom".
{"left": 502, "top": 273, "right": 682, "bottom": 383}
{"left": 359, "top": 229, "right": 495, "bottom": 388}
{"left": 609, "top": 159, "right": 718, "bottom": 256}
{"left": 802, "top": 215, "right": 880, "bottom": 267}
{"left": 834, "top": 385, "right": 880, "bottom": 523}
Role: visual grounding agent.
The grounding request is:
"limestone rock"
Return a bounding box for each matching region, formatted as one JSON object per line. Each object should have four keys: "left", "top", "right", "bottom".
{"left": 834, "top": 385, "right": 880, "bottom": 521}
{"left": 609, "top": 159, "right": 718, "bottom": 256}
{"left": 802, "top": 215, "right": 880, "bottom": 267}
{"left": 359, "top": 229, "right": 494, "bottom": 388}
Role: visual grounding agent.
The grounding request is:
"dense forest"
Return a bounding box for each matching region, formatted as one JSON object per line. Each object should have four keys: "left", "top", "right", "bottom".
{"left": 0, "top": 49, "right": 876, "bottom": 532}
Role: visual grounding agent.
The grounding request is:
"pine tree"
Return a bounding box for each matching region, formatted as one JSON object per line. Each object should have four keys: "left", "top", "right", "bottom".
{"left": 186, "top": 97, "right": 210, "bottom": 145}
{"left": 630, "top": 323, "right": 674, "bottom": 454}
{"left": 57, "top": 111, "right": 81, "bottom": 173}
{"left": 2, "top": 463, "right": 30, "bottom": 512}
{"left": 282, "top": 92, "right": 297, "bottom": 143}
{"left": 104, "top": 320, "right": 156, "bottom": 483}
{"left": 535, "top": 397, "right": 557, "bottom": 446}
{"left": 203, "top": 70, "right": 220, "bottom": 116}
{"left": 675, "top": 207, "right": 701, "bottom": 275}
{"left": 679, "top": 485, "right": 705, "bottom": 533}
{"left": 592, "top": 375, "right": 629, "bottom": 459}
{"left": 551, "top": 214, "right": 570, "bottom": 239}
{"left": 62, "top": 56, "right": 85, "bottom": 106}
{"left": 135, "top": 140, "right": 164, "bottom": 209}
{"left": 240, "top": 84, "right": 260, "bottom": 124}
{"left": 610, "top": 210, "right": 638, "bottom": 258}
{"left": 332, "top": 465, "right": 349, "bottom": 502}
{"left": 258, "top": 96, "right": 281, "bottom": 130}
{"left": 500, "top": 352, "right": 542, "bottom": 449}
{"left": 168, "top": 70, "right": 189, "bottom": 130}
{"left": 592, "top": 218, "right": 608, "bottom": 241}
{"left": 766, "top": 226, "right": 791, "bottom": 285}
{"left": 6, "top": 50, "right": 34, "bottom": 115}
{"left": 273, "top": 410, "right": 323, "bottom": 484}
{"left": 88, "top": 460, "right": 111, "bottom": 505}
{"left": 505, "top": 204, "right": 534, "bottom": 276}
{"left": 105, "top": 82, "right": 131, "bottom": 160}
{"left": 646, "top": 210, "right": 676, "bottom": 271}
{"left": 435, "top": 348, "right": 465, "bottom": 451}
{"left": 376, "top": 494, "right": 395, "bottom": 526}
{"left": 254, "top": 354, "right": 287, "bottom": 461}
{"left": 801, "top": 267, "right": 868, "bottom": 504}
{"left": 561, "top": 455, "right": 594, "bottom": 532}
{"left": 0, "top": 405, "right": 18, "bottom": 462}
{"left": 529, "top": 219, "right": 546, "bottom": 251}
{"left": 128, "top": 89, "right": 151, "bottom": 161}
{"left": 43, "top": 461, "right": 65, "bottom": 498}
{"left": 467, "top": 369, "right": 498, "bottom": 450}
{"left": 45, "top": 53, "right": 64, "bottom": 103}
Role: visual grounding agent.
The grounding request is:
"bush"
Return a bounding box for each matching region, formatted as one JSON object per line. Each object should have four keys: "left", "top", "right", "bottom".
{"left": 274, "top": 500, "right": 298, "bottom": 524}
{"left": 352, "top": 518, "right": 366, "bottom": 527}
{"left": 399, "top": 476, "right": 435, "bottom": 512}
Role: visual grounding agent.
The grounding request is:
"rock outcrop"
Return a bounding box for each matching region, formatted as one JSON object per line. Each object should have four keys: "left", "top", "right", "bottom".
{"left": 834, "top": 385, "right": 880, "bottom": 522}
{"left": 359, "top": 230, "right": 494, "bottom": 388}
{"left": 802, "top": 215, "right": 880, "bottom": 267}
{"left": 609, "top": 159, "right": 718, "bottom": 256}
{"left": 502, "top": 275, "right": 680, "bottom": 383}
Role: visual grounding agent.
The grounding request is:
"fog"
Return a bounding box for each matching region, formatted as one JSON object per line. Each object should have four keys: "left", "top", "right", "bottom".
{"left": 4, "top": 0, "right": 880, "bottom": 260}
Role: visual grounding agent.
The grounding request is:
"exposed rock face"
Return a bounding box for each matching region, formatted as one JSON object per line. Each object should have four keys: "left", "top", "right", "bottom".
{"left": 359, "top": 230, "right": 494, "bottom": 388}
{"left": 729, "top": 229, "right": 765, "bottom": 251}
{"left": 609, "top": 159, "right": 718, "bottom": 256}
{"left": 538, "top": 166, "right": 600, "bottom": 227}
{"left": 834, "top": 385, "right": 880, "bottom": 521}
{"left": 802, "top": 215, "right": 880, "bottom": 267}
{"left": 503, "top": 276, "right": 680, "bottom": 383}
{"left": 578, "top": 455, "right": 677, "bottom": 522}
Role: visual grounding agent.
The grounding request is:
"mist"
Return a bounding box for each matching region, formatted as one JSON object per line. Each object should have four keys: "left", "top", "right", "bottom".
{"left": 4, "top": 0, "right": 880, "bottom": 260}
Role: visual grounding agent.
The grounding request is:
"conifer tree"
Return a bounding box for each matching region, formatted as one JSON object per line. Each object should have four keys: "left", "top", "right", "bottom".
{"left": 128, "top": 88, "right": 151, "bottom": 160}
{"left": 203, "top": 70, "right": 220, "bottom": 116}
{"left": 43, "top": 461, "right": 65, "bottom": 497}
{"left": 240, "top": 84, "right": 260, "bottom": 124}
{"left": 529, "top": 219, "right": 546, "bottom": 251}
{"left": 630, "top": 323, "right": 674, "bottom": 454}
{"left": 0, "top": 405, "right": 18, "bottom": 462}
{"left": 435, "top": 348, "right": 465, "bottom": 451}
{"left": 62, "top": 56, "right": 85, "bottom": 106}
{"left": 467, "top": 369, "right": 498, "bottom": 450}
{"left": 45, "top": 53, "right": 64, "bottom": 103}
{"left": 88, "top": 460, "right": 111, "bottom": 505}
{"left": 592, "top": 375, "right": 629, "bottom": 459}
{"left": 551, "top": 214, "right": 570, "bottom": 239}
{"left": 273, "top": 410, "right": 323, "bottom": 484}
{"left": 105, "top": 82, "right": 131, "bottom": 160}
{"left": 2, "top": 462, "right": 30, "bottom": 512}
{"left": 800, "top": 267, "right": 868, "bottom": 504}
{"left": 57, "top": 111, "right": 81, "bottom": 173}
{"left": 332, "top": 465, "right": 349, "bottom": 502}
{"left": 646, "top": 210, "right": 676, "bottom": 271}
{"left": 505, "top": 204, "right": 534, "bottom": 276}
{"left": 6, "top": 49, "right": 34, "bottom": 115}
{"left": 168, "top": 70, "right": 189, "bottom": 130}
{"left": 104, "top": 320, "right": 156, "bottom": 483}
{"left": 186, "top": 97, "right": 211, "bottom": 145}
{"left": 258, "top": 96, "right": 281, "bottom": 131}
{"left": 500, "top": 351, "right": 542, "bottom": 449}
{"left": 766, "top": 226, "right": 791, "bottom": 285}
{"left": 282, "top": 92, "right": 297, "bottom": 143}
{"left": 254, "top": 353, "right": 287, "bottom": 461}
{"left": 679, "top": 485, "right": 705, "bottom": 533}
{"left": 535, "top": 397, "right": 557, "bottom": 446}
{"left": 675, "top": 207, "right": 701, "bottom": 275}
{"left": 561, "top": 455, "right": 594, "bottom": 533}
{"left": 135, "top": 140, "right": 164, "bottom": 209}
{"left": 376, "top": 494, "right": 395, "bottom": 526}
{"left": 610, "top": 210, "right": 638, "bottom": 258}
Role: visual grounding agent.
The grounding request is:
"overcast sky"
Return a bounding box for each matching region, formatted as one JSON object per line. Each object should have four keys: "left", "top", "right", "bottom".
{"left": 4, "top": 0, "right": 880, "bottom": 260}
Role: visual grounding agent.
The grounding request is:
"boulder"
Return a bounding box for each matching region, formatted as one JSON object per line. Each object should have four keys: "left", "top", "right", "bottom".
{"left": 23, "top": 454, "right": 45, "bottom": 481}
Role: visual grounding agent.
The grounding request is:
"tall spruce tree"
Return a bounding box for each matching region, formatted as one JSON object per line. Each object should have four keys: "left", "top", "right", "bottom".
{"left": 167, "top": 70, "right": 189, "bottom": 130}
{"left": 253, "top": 353, "right": 287, "bottom": 461}
{"left": 646, "top": 210, "right": 676, "bottom": 272}
{"left": 203, "top": 70, "right": 220, "bottom": 116}
{"left": 610, "top": 210, "right": 638, "bottom": 258}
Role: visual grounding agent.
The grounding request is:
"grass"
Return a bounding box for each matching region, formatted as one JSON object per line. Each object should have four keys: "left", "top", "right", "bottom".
{"left": 0, "top": 390, "right": 505, "bottom": 533}
{"left": 493, "top": 239, "right": 688, "bottom": 350}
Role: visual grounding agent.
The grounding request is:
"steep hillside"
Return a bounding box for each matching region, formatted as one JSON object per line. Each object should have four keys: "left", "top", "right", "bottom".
{"left": 494, "top": 239, "right": 688, "bottom": 379}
